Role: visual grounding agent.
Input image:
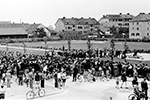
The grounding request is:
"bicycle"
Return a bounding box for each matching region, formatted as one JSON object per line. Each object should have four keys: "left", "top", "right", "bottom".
{"left": 26, "top": 87, "right": 45, "bottom": 99}
{"left": 45, "top": 73, "right": 53, "bottom": 82}
{"left": 76, "top": 74, "right": 83, "bottom": 82}
{"left": 128, "top": 93, "right": 149, "bottom": 100}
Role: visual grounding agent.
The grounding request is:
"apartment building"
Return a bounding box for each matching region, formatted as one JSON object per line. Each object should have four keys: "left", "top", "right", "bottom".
{"left": 55, "top": 17, "right": 100, "bottom": 34}
{"left": 129, "top": 13, "right": 150, "bottom": 39}
{"left": 99, "top": 13, "right": 134, "bottom": 28}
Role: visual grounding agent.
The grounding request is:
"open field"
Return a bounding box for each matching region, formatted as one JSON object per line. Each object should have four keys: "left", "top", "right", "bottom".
{"left": 8, "top": 40, "right": 150, "bottom": 50}
{"left": 1, "top": 41, "right": 150, "bottom": 66}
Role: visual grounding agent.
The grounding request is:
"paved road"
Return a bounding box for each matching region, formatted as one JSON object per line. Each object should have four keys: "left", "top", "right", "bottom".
{"left": 4, "top": 76, "right": 150, "bottom": 100}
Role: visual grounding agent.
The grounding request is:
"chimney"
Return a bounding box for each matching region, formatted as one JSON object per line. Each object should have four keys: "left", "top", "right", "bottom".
{"left": 140, "top": 12, "right": 145, "bottom": 15}
{"left": 119, "top": 13, "right": 122, "bottom": 15}
{"left": 81, "top": 17, "right": 83, "bottom": 19}
{"left": 127, "top": 13, "right": 130, "bottom": 15}
{"left": 63, "top": 17, "right": 65, "bottom": 19}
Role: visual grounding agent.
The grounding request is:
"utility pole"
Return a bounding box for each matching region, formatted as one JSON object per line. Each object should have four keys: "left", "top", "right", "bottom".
{"left": 123, "top": 33, "right": 129, "bottom": 60}
{"left": 87, "top": 37, "right": 92, "bottom": 60}
{"left": 44, "top": 37, "right": 48, "bottom": 55}
{"left": 67, "top": 38, "right": 71, "bottom": 51}
{"left": 5, "top": 38, "right": 10, "bottom": 55}
{"left": 22, "top": 42, "right": 26, "bottom": 54}
{"left": 110, "top": 38, "right": 115, "bottom": 61}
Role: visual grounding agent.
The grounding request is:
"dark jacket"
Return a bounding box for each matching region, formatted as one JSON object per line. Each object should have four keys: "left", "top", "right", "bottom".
{"left": 141, "top": 81, "right": 148, "bottom": 91}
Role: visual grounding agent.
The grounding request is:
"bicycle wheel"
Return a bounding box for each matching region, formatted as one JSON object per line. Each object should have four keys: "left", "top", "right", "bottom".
{"left": 128, "top": 94, "right": 138, "bottom": 100}
{"left": 38, "top": 89, "right": 45, "bottom": 97}
{"left": 26, "top": 91, "right": 34, "bottom": 99}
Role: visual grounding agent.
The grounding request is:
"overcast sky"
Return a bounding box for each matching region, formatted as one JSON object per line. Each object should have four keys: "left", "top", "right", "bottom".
{"left": 0, "top": 0, "right": 150, "bottom": 28}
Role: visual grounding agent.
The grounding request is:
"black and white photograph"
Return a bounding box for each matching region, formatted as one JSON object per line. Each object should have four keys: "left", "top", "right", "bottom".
{"left": 0, "top": 0, "right": 150, "bottom": 100}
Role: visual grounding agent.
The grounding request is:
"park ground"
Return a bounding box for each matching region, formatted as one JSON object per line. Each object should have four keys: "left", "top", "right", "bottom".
{"left": 3, "top": 76, "right": 150, "bottom": 100}
{"left": 0, "top": 42, "right": 150, "bottom": 100}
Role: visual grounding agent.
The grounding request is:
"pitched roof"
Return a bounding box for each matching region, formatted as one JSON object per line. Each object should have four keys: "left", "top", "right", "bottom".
{"left": 26, "top": 23, "right": 43, "bottom": 34}
{"left": 101, "top": 13, "right": 134, "bottom": 19}
{"left": 0, "top": 28, "right": 27, "bottom": 35}
{"left": 0, "top": 23, "right": 30, "bottom": 30}
{"left": 59, "top": 17, "right": 100, "bottom": 25}
{"left": 130, "top": 13, "right": 150, "bottom": 22}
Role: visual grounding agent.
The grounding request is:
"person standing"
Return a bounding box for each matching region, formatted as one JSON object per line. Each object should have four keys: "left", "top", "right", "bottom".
{"left": 141, "top": 78, "right": 148, "bottom": 100}
{"left": 5, "top": 70, "right": 12, "bottom": 88}
{"left": 61, "top": 72, "right": 67, "bottom": 88}
{"left": 54, "top": 71, "right": 58, "bottom": 88}
{"left": 40, "top": 71, "right": 45, "bottom": 88}
{"left": 120, "top": 71, "right": 128, "bottom": 89}
{"left": 34, "top": 72, "right": 40, "bottom": 88}
{"left": 28, "top": 69, "right": 34, "bottom": 89}
{"left": 18, "top": 70, "right": 24, "bottom": 86}
{"left": 72, "top": 66, "right": 78, "bottom": 82}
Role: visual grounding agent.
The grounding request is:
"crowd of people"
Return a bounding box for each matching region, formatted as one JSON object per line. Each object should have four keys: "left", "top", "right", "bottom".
{"left": 0, "top": 48, "right": 149, "bottom": 99}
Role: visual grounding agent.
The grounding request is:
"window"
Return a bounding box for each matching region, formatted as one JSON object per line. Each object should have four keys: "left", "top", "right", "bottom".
{"left": 137, "top": 22, "right": 139, "bottom": 25}
{"left": 137, "top": 27, "right": 139, "bottom": 30}
{"left": 84, "top": 26, "right": 89, "bottom": 29}
{"left": 84, "top": 31, "right": 87, "bottom": 33}
{"left": 147, "top": 33, "right": 149, "bottom": 36}
{"left": 125, "top": 23, "right": 129, "bottom": 26}
{"left": 131, "top": 33, "right": 135, "bottom": 36}
{"left": 147, "top": 28, "right": 149, "bottom": 30}
{"left": 118, "top": 23, "right": 122, "bottom": 26}
{"left": 118, "top": 19, "right": 122, "bottom": 21}
{"left": 66, "top": 22, "right": 69, "bottom": 24}
{"left": 67, "top": 26, "right": 72, "bottom": 29}
{"left": 73, "top": 25, "right": 75, "bottom": 27}
{"left": 78, "top": 26, "right": 83, "bottom": 29}
{"left": 136, "top": 33, "right": 140, "bottom": 36}
{"left": 91, "top": 24, "right": 93, "bottom": 27}
{"left": 91, "top": 28, "right": 93, "bottom": 31}
{"left": 132, "top": 22, "right": 134, "bottom": 25}
{"left": 132, "top": 27, "right": 134, "bottom": 30}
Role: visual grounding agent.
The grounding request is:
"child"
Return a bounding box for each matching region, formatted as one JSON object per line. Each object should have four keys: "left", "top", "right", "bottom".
{"left": 0, "top": 85, "right": 6, "bottom": 99}
{"left": 115, "top": 77, "right": 120, "bottom": 89}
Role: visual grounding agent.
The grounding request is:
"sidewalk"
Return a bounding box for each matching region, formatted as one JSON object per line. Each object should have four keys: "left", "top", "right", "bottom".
{"left": 4, "top": 78, "right": 64, "bottom": 100}
{"left": 114, "top": 77, "right": 150, "bottom": 100}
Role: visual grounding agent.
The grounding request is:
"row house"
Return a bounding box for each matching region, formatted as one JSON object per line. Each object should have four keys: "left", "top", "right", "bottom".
{"left": 0, "top": 21, "right": 51, "bottom": 38}
{"left": 55, "top": 17, "right": 100, "bottom": 34}
{"left": 129, "top": 13, "right": 150, "bottom": 39}
{"left": 99, "top": 13, "right": 134, "bottom": 28}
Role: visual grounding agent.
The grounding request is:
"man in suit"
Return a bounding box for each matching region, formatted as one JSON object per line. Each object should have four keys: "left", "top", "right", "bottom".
{"left": 141, "top": 78, "right": 149, "bottom": 100}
